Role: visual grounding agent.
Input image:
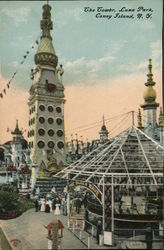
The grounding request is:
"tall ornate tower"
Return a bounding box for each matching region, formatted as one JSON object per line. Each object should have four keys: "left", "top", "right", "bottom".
{"left": 28, "top": 3, "right": 66, "bottom": 169}
{"left": 141, "top": 59, "right": 159, "bottom": 139}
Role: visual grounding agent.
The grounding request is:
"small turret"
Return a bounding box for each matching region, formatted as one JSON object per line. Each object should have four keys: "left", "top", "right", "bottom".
{"left": 159, "top": 107, "right": 164, "bottom": 128}
{"left": 137, "top": 109, "right": 143, "bottom": 129}
{"left": 99, "top": 115, "right": 109, "bottom": 142}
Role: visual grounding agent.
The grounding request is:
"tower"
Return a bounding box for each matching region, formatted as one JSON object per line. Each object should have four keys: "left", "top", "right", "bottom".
{"left": 28, "top": 3, "right": 66, "bottom": 168}
{"left": 140, "top": 59, "right": 159, "bottom": 139}
{"left": 99, "top": 115, "right": 109, "bottom": 142}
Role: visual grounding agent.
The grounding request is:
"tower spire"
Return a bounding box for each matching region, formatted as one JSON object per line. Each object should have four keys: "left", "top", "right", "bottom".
{"left": 141, "top": 59, "right": 159, "bottom": 108}
{"left": 159, "top": 107, "right": 164, "bottom": 127}
{"left": 137, "top": 109, "right": 143, "bottom": 128}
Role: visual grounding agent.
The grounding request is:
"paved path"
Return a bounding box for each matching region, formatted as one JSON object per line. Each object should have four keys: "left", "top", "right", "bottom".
{"left": 0, "top": 209, "right": 86, "bottom": 249}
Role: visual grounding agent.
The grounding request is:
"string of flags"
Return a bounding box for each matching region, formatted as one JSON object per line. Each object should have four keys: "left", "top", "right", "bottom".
{"left": 0, "top": 34, "right": 41, "bottom": 99}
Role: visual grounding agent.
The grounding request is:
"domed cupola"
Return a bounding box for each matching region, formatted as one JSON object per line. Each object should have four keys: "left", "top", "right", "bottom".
{"left": 34, "top": 4, "right": 58, "bottom": 68}
{"left": 141, "top": 59, "right": 159, "bottom": 108}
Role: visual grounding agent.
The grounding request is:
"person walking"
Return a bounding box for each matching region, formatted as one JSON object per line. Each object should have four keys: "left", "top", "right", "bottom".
{"left": 145, "top": 227, "right": 153, "bottom": 250}
{"left": 35, "top": 199, "right": 39, "bottom": 212}
{"left": 96, "top": 220, "right": 102, "bottom": 245}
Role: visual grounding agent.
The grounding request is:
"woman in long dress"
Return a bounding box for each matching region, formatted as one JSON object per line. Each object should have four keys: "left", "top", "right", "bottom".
{"left": 54, "top": 203, "right": 60, "bottom": 215}
{"left": 40, "top": 198, "right": 45, "bottom": 212}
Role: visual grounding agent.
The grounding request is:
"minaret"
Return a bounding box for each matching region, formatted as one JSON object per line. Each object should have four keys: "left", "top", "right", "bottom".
{"left": 11, "top": 120, "right": 23, "bottom": 168}
{"left": 28, "top": 3, "right": 66, "bottom": 168}
{"left": 99, "top": 115, "right": 109, "bottom": 142}
{"left": 140, "top": 59, "right": 159, "bottom": 138}
{"left": 159, "top": 107, "right": 164, "bottom": 145}
{"left": 137, "top": 109, "right": 143, "bottom": 130}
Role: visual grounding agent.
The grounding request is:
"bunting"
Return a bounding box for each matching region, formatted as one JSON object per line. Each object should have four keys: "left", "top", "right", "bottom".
{"left": 0, "top": 35, "right": 40, "bottom": 99}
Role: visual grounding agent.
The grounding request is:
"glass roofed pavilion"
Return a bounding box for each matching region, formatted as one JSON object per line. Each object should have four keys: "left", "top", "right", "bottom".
{"left": 56, "top": 125, "right": 163, "bottom": 246}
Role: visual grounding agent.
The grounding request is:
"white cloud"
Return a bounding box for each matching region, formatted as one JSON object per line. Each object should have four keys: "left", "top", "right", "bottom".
{"left": 55, "top": 8, "right": 83, "bottom": 29}
{"left": 1, "top": 7, "right": 30, "bottom": 27}
{"left": 150, "top": 40, "right": 162, "bottom": 67}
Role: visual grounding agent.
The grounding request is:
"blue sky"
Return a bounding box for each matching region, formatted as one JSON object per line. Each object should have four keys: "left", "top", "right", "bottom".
{"left": 0, "top": 0, "right": 162, "bottom": 89}
{"left": 0, "top": 0, "right": 163, "bottom": 143}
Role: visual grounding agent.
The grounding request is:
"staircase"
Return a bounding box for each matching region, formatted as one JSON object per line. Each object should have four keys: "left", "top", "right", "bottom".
{"left": 34, "top": 176, "right": 67, "bottom": 196}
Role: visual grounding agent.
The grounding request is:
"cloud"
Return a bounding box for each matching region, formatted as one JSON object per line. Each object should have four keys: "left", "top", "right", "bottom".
{"left": 55, "top": 8, "right": 83, "bottom": 29}
{"left": 1, "top": 7, "right": 30, "bottom": 27}
{"left": 150, "top": 40, "right": 162, "bottom": 67}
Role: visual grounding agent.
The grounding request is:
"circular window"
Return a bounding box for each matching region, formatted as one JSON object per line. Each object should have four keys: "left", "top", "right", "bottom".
{"left": 39, "top": 105, "right": 45, "bottom": 111}
{"left": 38, "top": 128, "right": 45, "bottom": 136}
{"left": 48, "top": 106, "right": 53, "bottom": 112}
{"left": 57, "top": 141, "right": 64, "bottom": 149}
{"left": 48, "top": 117, "right": 54, "bottom": 124}
{"left": 56, "top": 107, "right": 62, "bottom": 113}
{"left": 38, "top": 141, "right": 45, "bottom": 148}
{"left": 57, "top": 130, "right": 63, "bottom": 137}
{"left": 48, "top": 129, "right": 55, "bottom": 136}
{"left": 48, "top": 141, "right": 55, "bottom": 148}
{"left": 39, "top": 117, "right": 45, "bottom": 124}
{"left": 56, "top": 118, "right": 62, "bottom": 125}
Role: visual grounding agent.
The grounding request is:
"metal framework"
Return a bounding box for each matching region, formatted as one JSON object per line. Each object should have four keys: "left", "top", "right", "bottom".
{"left": 57, "top": 126, "right": 163, "bottom": 186}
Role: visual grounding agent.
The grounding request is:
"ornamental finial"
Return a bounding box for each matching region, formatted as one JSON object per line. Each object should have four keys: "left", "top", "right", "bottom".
{"left": 145, "top": 58, "right": 155, "bottom": 87}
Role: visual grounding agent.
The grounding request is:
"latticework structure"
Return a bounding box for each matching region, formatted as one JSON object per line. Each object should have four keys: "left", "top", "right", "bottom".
{"left": 57, "top": 126, "right": 163, "bottom": 187}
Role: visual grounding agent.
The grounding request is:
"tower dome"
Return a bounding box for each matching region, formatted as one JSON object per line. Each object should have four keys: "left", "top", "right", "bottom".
{"left": 143, "top": 86, "right": 157, "bottom": 104}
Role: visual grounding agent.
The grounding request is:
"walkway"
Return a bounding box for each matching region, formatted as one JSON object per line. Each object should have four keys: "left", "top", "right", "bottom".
{"left": 0, "top": 209, "right": 86, "bottom": 249}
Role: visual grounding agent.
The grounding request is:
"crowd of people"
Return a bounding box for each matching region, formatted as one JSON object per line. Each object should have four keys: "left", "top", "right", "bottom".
{"left": 34, "top": 193, "right": 67, "bottom": 215}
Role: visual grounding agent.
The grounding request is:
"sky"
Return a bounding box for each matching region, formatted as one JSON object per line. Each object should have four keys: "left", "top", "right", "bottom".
{"left": 0, "top": 0, "right": 163, "bottom": 144}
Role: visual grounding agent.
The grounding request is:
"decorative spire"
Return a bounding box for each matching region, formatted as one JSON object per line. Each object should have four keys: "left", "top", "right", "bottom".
{"left": 99, "top": 115, "right": 109, "bottom": 142}
{"left": 137, "top": 109, "right": 142, "bottom": 128}
{"left": 41, "top": 4, "right": 53, "bottom": 39}
{"left": 12, "top": 120, "right": 22, "bottom": 135}
{"left": 34, "top": 3, "right": 58, "bottom": 68}
{"left": 141, "top": 59, "right": 159, "bottom": 109}
{"left": 159, "top": 107, "right": 164, "bottom": 127}
{"left": 145, "top": 59, "right": 155, "bottom": 87}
